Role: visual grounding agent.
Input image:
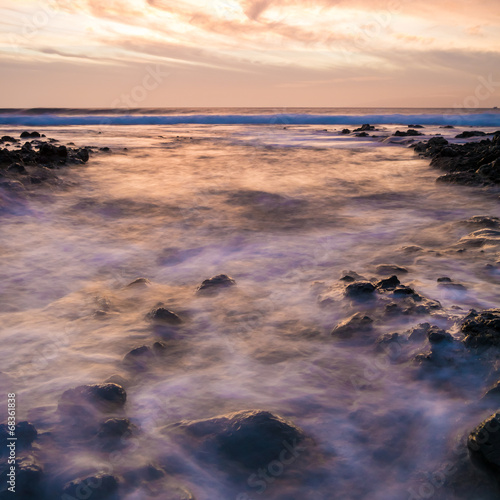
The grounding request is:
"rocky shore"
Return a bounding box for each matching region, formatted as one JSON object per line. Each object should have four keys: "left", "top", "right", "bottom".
{"left": 413, "top": 131, "right": 500, "bottom": 186}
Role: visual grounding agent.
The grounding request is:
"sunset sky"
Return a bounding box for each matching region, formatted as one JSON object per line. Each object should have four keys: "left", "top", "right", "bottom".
{"left": 0, "top": 0, "right": 499, "bottom": 108}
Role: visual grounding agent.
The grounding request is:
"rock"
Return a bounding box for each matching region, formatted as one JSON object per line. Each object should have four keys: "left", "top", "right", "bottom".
{"left": 462, "top": 309, "right": 500, "bottom": 347}
{"left": 123, "top": 346, "right": 153, "bottom": 370}
{"left": 394, "top": 129, "right": 422, "bottom": 137}
{"left": 476, "top": 159, "right": 500, "bottom": 183}
{"left": 354, "top": 124, "right": 375, "bottom": 132}
{"left": 62, "top": 473, "right": 119, "bottom": 500}
{"left": 59, "top": 383, "right": 127, "bottom": 414}
{"left": 437, "top": 277, "right": 452, "bottom": 283}
{"left": 97, "top": 418, "right": 134, "bottom": 441}
{"left": 483, "top": 381, "right": 500, "bottom": 403}
{"left": 441, "top": 125, "right": 454, "bottom": 129}
{"left": 77, "top": 148, "right": 90, "bottom": 163}
{"left": 408, "top": 124, "right": 424, "bottom": 128}
{"left": 468, "top": 412, "right": 500, "bottom": 473}
{"left": 464, "top": 216, "right": 500, "bottom": 228}
{"left": 356, "top": 132, "right": 369, "bottom": 137}
{"left": 197, "top": 274, "right": 236, "bottom": 293}
{"left": 407, "top": 323, "right": 431, "bottom": 342}
{"left": 376, "top": 275, "right": 400, "bottom": 290}
{"left": 438, "top": 281, "right": 467, "bottom": 291}
{"left": 0, "top": 136, "right": 17, "bottom": 143}
{"left": 0, "top": 421, "right": 37, "bottom": 453}
{"left": 375, "top": 264, "right": 408, "bottom": 275}
{"left": 126, "top": 277, "right": 151, "bottom": 288}
{"left": 427, "top": 326, "right": 452, "bottom": 344}
{"left": 339, "top": 270, "right": 365, "bottom": 282}
{"left": 148, "top": 307, "right": 183, "bottom": 325}
{"left": 7, "top": 163, "right": 27, "bottom": 174}
{"left": 345, "top": 281, "right": 376, "bottom": 299}
{"left": 341, "top": 129, "right": 351, "bottom": 134}
{"left": 331, "top": 313, "right": 373, "bottom": 339}
{"left": 0, "top": 458, "right": 43, "bottom": 498}
{"left": 455, "top": 131, "right": 486, "bottom": 139}
{"left": 20, "top": 131, "right": 41, "bottom": 138}
{"left": 170, "top": 409, "right": 306, "bottom": 470}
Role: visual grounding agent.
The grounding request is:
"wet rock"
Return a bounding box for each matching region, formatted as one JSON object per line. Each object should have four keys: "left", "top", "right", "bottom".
{"left": 438, "top": 280, "right": 467, "bottom": 291}
{"left": 339, "top": 270, "right": 366, "bottom": 282}
{"left": 0, "top": 458, "right": 43, "bottom": 499}
{"left": 20, "top": 131, "right": 41, "bottom": 138}
{"left": 331, "top": 313, "right": 373, "bottom": 339}
{"left": 459, "top": 228, "right": 500, "bottom": 247}
{"left": 437, "top": 277, "right": 452, "bottom": 283}
{"left": 427, "top": 326, "right": 453, "bottom": 344}
{"left": 462, "top": 309, "right": 500, "bottom": 348}
{"left": 62, "top": 473, "right": 119, "bottom": 500}
{"left": 0, "top": 136, "right": 17, "bottom": 143}
{"left": 59, "top": 383, "right": 127, "bottom": 414}
{"left": 197, "top": 274, "right": 236, "bottom": 294}
{"left": 126, "top": 277, "right": 151, "bottom": 288}
{"left": 394, "top": 129, "right": 423, "bottom": 137}
{"left": 148, "top": 307, "right": 183, "bottom": 325}
{"left": 353, "top": 124, "right": 375, "bottom": 132}
{"left": 123, "top": 345, "right": 153, "bottom": 370}
{"left": 375, "top": 264, "right": 408, "bottom": 275}
{"left": 408, "top": 124, "right": 424, "bottom": 128}
{"left": 356, "top": 132, "right": 369, "bottom": 137}
{"left": 407, "top": 323, "right": 431, "bottom": 342}
{"left": 468, "top": 412, "right": 500, "bottom": 474}
{"left": 376, "top": 275, "right": 400, "bottom": 290}
{"left": 392, "top": 285, "right": 417, "bottom": 298}
{"left": 341, "top": 129, "right": 351, "bottom": 134}
{"left": 152, "top": 341, "right": 168, "bottom": 355}
{"left": 170, "top": 409, "right": 306, "bottom": 471}
{"left": 345, "top": 281, "right": 376, "bottom": 299}
{"left": 104, "top": 374, "right": 129, "bottom": 388}
{"left": 7, "top": 163, "right": 27, "bottom": 174}
{"left": 97, "top": 418, "right": 134, "bottom": 443}
{"left": 464, "top": 215, "right": 500, "bottom": 228}
{"left": 456, "top": 130, "right": 487, "bottom": 139}
{"left": 483, "top": 381, "right": 500, "bottom": 403}
{"left": 375, "top": 332, "right": 404, "bottom": 358}
{"left": 0, "top": 421, "right": 37, "bottom": 452}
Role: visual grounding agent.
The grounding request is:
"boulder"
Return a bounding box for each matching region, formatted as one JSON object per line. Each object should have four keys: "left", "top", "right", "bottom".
{"left": 197, "top": 274, "right": 236, "bottom": 294}
{"left": 62, "top": 473, "right": 119, "bottom": 500}
{"left": 468, "top": 412, "right": 500, "bottom": 473}
{"left": 20, "top": 131, "right": 41, "bottom": 138}
{"left": 462, "top": 309, "right": 500, "bottom": 347}
{"left": 455, "top": 131, "right": 487, "bottom": 139}
{"left": 341, "top": 129, "right": 351, "bottom": 134}
{"left": 331, "top": 313, "right": 373, "bottom": 339}
{"left": 376, "top": 275, "right": 400, "bottom": 290}
{"left": 375, "top": 264, "right": 408, "bottom": 275}
{"left": 170, "top": 409, "right": 306, "bottom": 470}
{"left": 147, "top": 307, "right": 183, "bottom": 325}
{"left": 0, "top": 421, "right": 37, "bottom": 453}
{"left": 59, "top": 383, "right": 126, "bottom": 414}
{"left": 344, "top": 281, "right": 376, "bottom": 299}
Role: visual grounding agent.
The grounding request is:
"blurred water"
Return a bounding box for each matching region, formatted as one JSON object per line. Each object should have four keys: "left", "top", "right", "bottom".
{"left": 1, "top": 123, "right": 500, "bottom": 499}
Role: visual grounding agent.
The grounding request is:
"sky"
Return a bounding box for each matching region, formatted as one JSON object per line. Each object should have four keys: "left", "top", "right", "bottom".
{"left": 0, "top": 0, "right": 499, "bottom": 108}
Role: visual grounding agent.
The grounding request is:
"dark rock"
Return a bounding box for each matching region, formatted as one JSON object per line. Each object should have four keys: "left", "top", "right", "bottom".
{"left": 394, "top": 129, "right": 423, "bottom": 137}
{"left": 97, "top": 418, "right": 134, "bottom": 440}
{"left": 392, "top": 285, "right": 416, "bottom": 297}
{"left": 123, "top": 346, "right": 153, "bottom": 370}
{"left": 375, "top": 332, "right": 402, "bottom": 353}
{"left": 441, "top": 125, "right": 454, "bottom": 129}
{"left": 62, "top": 473, "right": 119, "bottom": 500}
{"left": 0, "top": 136, "right": 17, "bottom": 143}
{"left": 356, "top": 132, "right": 369, "bottom": 137}
{"left": 427, "top": 326, "right": 452, "bottom": 344}
{"left": 437, "top": 277, "right": 452, "bottom": 283}
{"left": 407, "top": 323, "right": 431, "bottom": 342}
{"left": 59, "top": 383, "right": 127, "bottom": 414}
{"left": 462, "top": 309, "right": 500, "bottom": 347}
{"left": 456, "top": 131, "right": 486, "bottom": 139}
{"left": 171, "top": 409, "right": 306, "bottom": 470}
{"left": 483, "top": 381, "right": 500, "bottom": 402}
{"left": 345, "top": 281, "right": 376, "bottom": 299}
{"left": 0, "top": 421, "right": 37, "bottom": 453}
{"left": 341, "top": 129, "right": 351, "bottom": 134}
{"left": 100, "top": 147, "right": 111, "bottom": 152}
{"left": 464, "top": 215, "right": 500, "bottom": 228}
{"left": 7, "top": 163, "right": 26, "bottom": 174}
{"left": 126, "top": 277, "right": 151, "bottom": 288}
{"left": 20, "top": 131, "right": 40, "bottom": 138}
{"left": 438, "top": 281, "right": 467, "bottom": 291}
{"left": 340, "top": 270, "right": 365, "bottom": 282}
{"left": 77, "top": 148, "right": 90, "bottom": 162}
{"left": 152, "top": 341, "right": 168, "bottom": 355}
{"left": 468, "top": 412, "right": 500, "bottom": 474}
{"left": 375, "top": 264, "right": 408, "bottom": 275}
{"left": 148, "top": 307, "right": 183, "bottom": 325}
{"left": 354, "top": 124, "right": 375, "bottom": 132}
{"left": 376, "top": 275, "right": 400, "bottom": 290}
{"left": 0, "top": 458, "right": 43, "bottom": 498}
{"left": 331, "top": 313, "right": 373, "bottom": 339}
{"left": 408, "top": 124, "right": 424, "bottom": 128}
{"left": 197, "top": 274, "right": 236, "bottom": 293}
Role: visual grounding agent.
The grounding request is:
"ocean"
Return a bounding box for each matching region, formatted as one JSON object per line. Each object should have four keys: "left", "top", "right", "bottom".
{"left": 1, "top": 108, "right": 500, "bottom": 499}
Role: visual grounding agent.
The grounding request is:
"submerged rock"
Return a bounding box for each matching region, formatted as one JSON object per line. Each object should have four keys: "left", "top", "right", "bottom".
{"left": 345, "top": 281, "right": 376, "bottom": 299}
{"left": 468, "top": 412, "right": 500, "bottom": 473}
{"left": 462, "top": 309, "right": 500, "bottom": 347}
{"left": 59, "top": 383, "right": 127, "bottom": 414}
{"left": 0, "top": 421, "right": 37, "bottom": 452}
{"left": 126, "top": 277, "right": 151, "bottom": 288}
{"left": 170, "top": 409, "right": 306, "bottom": 470}
{"left": 148, "top": 307, "right": 183, "bottom": 325}
{"left": 123, "top": 345, "right": 154, "bottom": 370}
{"left": 197, "top": 274, "right": 236, "bottom": 294}
{"left": 0, "top": 458, "right": 43, "bottom": 498}
{"left": 427, "top": 326, "right": 453, "bottom": 344}
{"left": 62, "top": 473, "right": 119, "bottom": 500}
{"left": 375, "top": 264, "right": 408, "bottom": 275}
{"left": 331, "top": 313, "right": 373, "bottom": 339}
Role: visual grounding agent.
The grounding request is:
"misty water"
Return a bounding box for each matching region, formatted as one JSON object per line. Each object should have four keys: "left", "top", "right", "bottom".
{"left": 2, "top": 121, "right": 500, "bottom": 499}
